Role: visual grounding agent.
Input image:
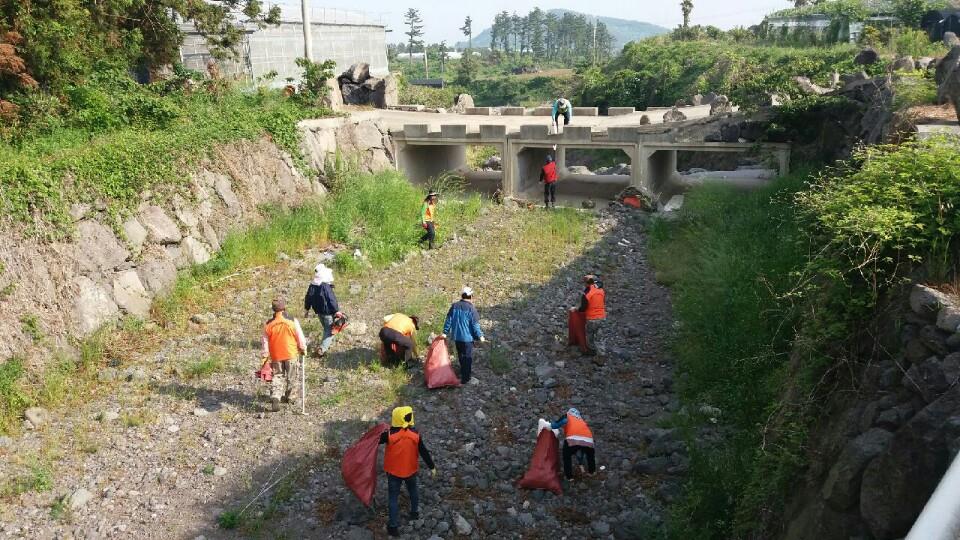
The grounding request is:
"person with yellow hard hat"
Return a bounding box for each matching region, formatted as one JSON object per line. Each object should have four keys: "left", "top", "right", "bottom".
{"left": 378, "top": 406, "right": 437, "bottom": 537}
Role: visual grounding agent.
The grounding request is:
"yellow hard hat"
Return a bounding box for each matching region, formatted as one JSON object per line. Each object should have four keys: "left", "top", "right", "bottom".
{"left": 391, "top": 406, "right": 414, "bottom": 428}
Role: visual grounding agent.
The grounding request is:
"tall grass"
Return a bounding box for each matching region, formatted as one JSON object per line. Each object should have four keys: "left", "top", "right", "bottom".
{"left": 647, "top": 174, "right": 808, "bottom": 539}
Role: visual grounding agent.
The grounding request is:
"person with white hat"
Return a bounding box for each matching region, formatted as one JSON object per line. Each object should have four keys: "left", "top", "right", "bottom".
{"left": 303, "top": 262, "right": 339, "bottom": 356}
{"left": 441, "top": 286, "right": 485, "bottom": 385}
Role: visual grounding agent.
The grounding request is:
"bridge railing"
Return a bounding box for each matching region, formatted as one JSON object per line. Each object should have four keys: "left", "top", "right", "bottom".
{"left": 906, "top": 450, "right": 960, "bottom": 540}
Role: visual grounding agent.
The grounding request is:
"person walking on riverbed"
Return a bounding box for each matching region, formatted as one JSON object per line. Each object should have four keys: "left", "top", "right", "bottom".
{"left": 303, "top": 262, "right": 339, "bottom": 357}
{"left": 418, "top": 192, "right": 438, "bottom": 250}
{"left": 571, "top": 274, "right": 606, "bottom": 361}
{"left": 261, "top": 298, "right": 307, "bottom": 412}
{"left": 379, "top": 406, "right": 437, "bottom": 537}
{"left": 441, "top": 286, "right": 486, "bottom": 385}
{"left": 540, "top": 155, "right": 559, "bottom": 209}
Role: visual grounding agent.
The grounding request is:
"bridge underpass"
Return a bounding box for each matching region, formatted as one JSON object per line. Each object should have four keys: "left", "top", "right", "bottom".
{"left": 391, "top": 120, "right": 791, "bottom": 205}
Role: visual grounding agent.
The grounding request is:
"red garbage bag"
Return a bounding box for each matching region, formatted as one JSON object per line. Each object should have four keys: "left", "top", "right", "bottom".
{"left": 517, "top": 429, "right": 563, "bottom": 495}
{"left": 568, "top": 310, "right": 588, "bottom": 353}
{"left": 623, "top": 195, "right": 642, "bottom": 209}
{"left": 341, "top": 422, "right": 389, "bottom": 506}
{"left": 424, "top": 337, "right": 461, "bottom": 389}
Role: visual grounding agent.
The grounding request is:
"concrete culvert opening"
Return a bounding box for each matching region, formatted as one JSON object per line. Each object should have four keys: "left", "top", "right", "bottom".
{"left": 464, "top": 144, "right": 504, "bottom": 195}
{"left": 395, "top": 143, "right": 503, "bottom": 196}
{"left": 560, "top": 147, "right": 632, "bottom": 201}
{"left": 675, "top": 150, "right": 779, "bottom": 191}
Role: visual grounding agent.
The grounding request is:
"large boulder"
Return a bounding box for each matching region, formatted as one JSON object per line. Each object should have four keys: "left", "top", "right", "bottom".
{"left": 710, "top": 95, "right": 732, "bottom": 116}
{"left": 112, "top": 270, "right": 152, "bottom": 318}
{"left": 860, "top": 386, "right": 960, "bottom": 539}
{"left": 341, "top": 82, "right": 369, "bottom": 105}
{"left": 910, "top": 284, "right": 952, "bottom": 319}
{"left": 74, "top": 220, "right": 129, "bottom": 275}
{"left": 137, "top": 253, "right": 178, "bottom": 295}
{"left": 822, "top": 429, "right": 894, "bottom": 511}
{"left": 892, "top": 56, "right": 916, "bottom": 72}
{"left": 74, "top": 276, "right": 119, "bottom": 334}
{"left": 794, "top": 76, "right": 830, "bottom": 96}
{"left": 941, "top": 62, "right": 960, "bottom": 122}
{"left": 935, "top": 46, "right": 960, "bottom": 88}
{"left": 855, "top": 47, "right": 880, "bottom": 66}
{"left": 139, "top": 206, "right": 182, "bottom": 244}
{"left": 946, "top": 31, "right": 960, "bottom": 48}
{"left": 663, "top": 107, "right": 687, "bottom": 123}
{"left": 903, "top": 357, "right": 950, "bottom": 403}
{"left": 323, "top": 76, "right": 343, "bottom": 111}
{"left": 340, "top": 62, "right": 370, "bottom": 85}
{"left": 452, "top": 94, "right": 475, "bottom": 114}
{"left": 370, "top": 74, "right": 398, "bottom": 109}
{"left": 701, "top": 92, "right": 718, "bottom": 105}
{"left": 917, "top": 56, "right": 935, "bottom": 70}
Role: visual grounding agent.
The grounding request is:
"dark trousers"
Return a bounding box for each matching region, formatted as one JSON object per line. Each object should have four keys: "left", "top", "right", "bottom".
{"left": 387, "top": 473, "right": 419, "bottom": 528}
{"left": 455, "top": 340, "right": 474, "bottom": 383}
{"left": 553, "top": 111, "right": 571, "bottom": 125}
{"left": 562, "top": 442, "right": 596, "bottom": 479}
{"left": 419, "top": 222, "right": 435, "bottom": 249}
{"left": 544, "top": 182, "right": 557, "bottom": 205}
{"left": 379, "top": 327, "right": 414, "bottom": 366}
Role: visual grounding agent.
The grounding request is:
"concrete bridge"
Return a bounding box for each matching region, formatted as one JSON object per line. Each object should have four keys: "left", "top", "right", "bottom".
{"left": 310, "top": 108, "right": 792, "bottom": 203}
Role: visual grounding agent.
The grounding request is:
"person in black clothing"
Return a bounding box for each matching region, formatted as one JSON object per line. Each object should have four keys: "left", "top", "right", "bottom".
{"left": 379, "top": 406, "right": 437, "bottom": 537}
{"left": 303, "top": 263, "right": 339, "bottom": 356}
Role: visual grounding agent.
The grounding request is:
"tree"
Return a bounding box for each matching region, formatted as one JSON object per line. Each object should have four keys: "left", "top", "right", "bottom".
{"left": 404, "top": 8, "right": 424, "bottom": 65}
{"left": 681, "top": 0, "right": 694, "bottom": 31}
{"left": 460, "top": 16, "right": 473, "bottom": 50}
{"left": 893, "top": 0, "right": 932, "bottom": 27}
{"left": 438, "top": 41, "right": 449, "bottom": 74}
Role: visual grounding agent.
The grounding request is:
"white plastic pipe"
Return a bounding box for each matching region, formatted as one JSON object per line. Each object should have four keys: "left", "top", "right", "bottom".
{"left": 906, "top": 452, "right": 960, "bottom": 540}
{"left": 301, "top": 0, "right": 313, "bottom": 60}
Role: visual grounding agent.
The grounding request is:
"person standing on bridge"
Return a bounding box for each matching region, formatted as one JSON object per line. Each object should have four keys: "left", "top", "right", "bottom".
{"left": 540, "top": 155, "right": 559, "bottom": 209}
{"left": 418, "top": 192, "right": 438, "bottom": 250}
{"left": 572, "top": 274, "right": 606, "bottom": 361}
{"left": 552, "top": 97, "right": 573, "bottom": 129}
{"left": 261, "top": 298, "right": 307, "bottom": 412}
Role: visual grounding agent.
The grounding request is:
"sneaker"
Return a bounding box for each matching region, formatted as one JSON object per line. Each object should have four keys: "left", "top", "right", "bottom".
{"left": 270, "top": 397, "right": 281, "bottom": 412}
{"left": 387, "top": 526, "right": 400, "bottom": 537}
{"left": 468, "top": 377, "right": 480, "bottom": 386}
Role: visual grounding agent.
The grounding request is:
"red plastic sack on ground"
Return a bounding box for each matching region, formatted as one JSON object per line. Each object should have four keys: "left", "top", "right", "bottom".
{"left": 341, "top": 422, "right": 389, "bottom": 506}
{"left": 517, "top": 428, "right": 563, "bottom": 495}
{"left": 623, "top": 195, "right": 642, "bottom": 209}
{"left": 568, "top": 310, "right": 588, "bottom": 353}
{"left": 424, "top": 337, "right": 462, "bottom": 389}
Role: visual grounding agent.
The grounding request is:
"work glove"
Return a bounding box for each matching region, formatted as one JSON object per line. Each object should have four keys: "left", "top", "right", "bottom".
{"left": 431, "top": 468, "right": 438, "bottom": 479}
{"left": 479, "top": 336, "right": 487, "bottom": 343}
{"left": 440, "top": 334, "right": 447, "bottom": 340}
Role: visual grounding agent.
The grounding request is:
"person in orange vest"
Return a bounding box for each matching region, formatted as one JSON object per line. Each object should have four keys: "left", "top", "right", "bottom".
{"left": 378, "top": 406, "right": 437, "bottom": 537}
{"left": 418, "top": 192, "right": 438, "bottom": 250}
{"left": 539, "top": 155, "right": 559, "bottom": 209}
{"left": 550, "top": 407, "right": 596, "bottom": 480}
{"left": 379, "top": 313, "right": 420, "bottom": 366}
{"left": 573, "top": 274, "right": 606, "bottom": 359}
{"left": 260, "top": 298, "right": 307, "bottom": 412}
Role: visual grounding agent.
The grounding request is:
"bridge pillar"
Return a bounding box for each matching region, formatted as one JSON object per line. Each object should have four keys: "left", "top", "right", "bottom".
{"left": 642, "top": 148, "right": 678, "bottom": 201}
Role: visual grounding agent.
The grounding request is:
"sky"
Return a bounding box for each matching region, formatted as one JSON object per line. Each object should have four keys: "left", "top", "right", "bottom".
{"left": 277, "top": 0, "right": 796, "bottom": 43}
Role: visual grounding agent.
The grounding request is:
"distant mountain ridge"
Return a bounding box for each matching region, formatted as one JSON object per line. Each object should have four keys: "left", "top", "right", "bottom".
{"left": 456, "top": 8, "right": 669, "bottom": 51}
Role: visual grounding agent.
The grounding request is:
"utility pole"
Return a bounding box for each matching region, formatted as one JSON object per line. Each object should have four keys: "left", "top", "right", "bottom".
{"left": 301, "top": 0, "right": 314, "bottom": 60}
{"left": 593, "top": 16, "right": 598, "bottom": 66}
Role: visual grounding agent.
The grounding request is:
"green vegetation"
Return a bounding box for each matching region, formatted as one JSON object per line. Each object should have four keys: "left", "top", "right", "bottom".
{"left": 1, "top": 458, "right": 54, "bottom": 498}
{"left": 653, "top": 137, "right": 960, "bottom": 538}
{"left": 183, "top": 355, "right": 225, "bottom": 380}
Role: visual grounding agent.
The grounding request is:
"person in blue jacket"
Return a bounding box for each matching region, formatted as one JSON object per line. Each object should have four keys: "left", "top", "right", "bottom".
{"left": 303, "top": 262, "right": 339, "bottom": 356}
{"left": 441, "top": 286, "right": 485, "bottom": 385}
{"left": 552, "top": 97, "right": 573, "bottom": 128}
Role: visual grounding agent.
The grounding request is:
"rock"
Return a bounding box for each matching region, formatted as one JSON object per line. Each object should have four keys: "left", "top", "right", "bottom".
{"left": 371, "top": 74, "right": 399, "bottom": 108}
{"left": 474, "top": 409, "right": 486, "bottom": 422}
{"left": 662, "top": 195, "right": 684, "bottom": 213}
{"left": 892, "top": 56, "right": 916, "bottom": 72}
{"left": 75, "top": 220, "right": 130, "bottom": 274}
{"left": 903, "top": 357, "right": 950, "bottom": 403}
{"left": 535, "top": 364, "right": 556, "bottom": 379}
{"left": 691, "top": 94, "right": 703, "bottom": 105}
{"left": 946, "top": 32, "right": 960, "bottom": 48}
{"left": 517, "top": 512, "right": 535, "bottom": 527}
{"left": 875, "top": 402, "right": 914, "bottom": 430}
{"left": 213, "top": 176, "right": 241, "bottom": 216}
{"left": 349, "top": 282, "right": 362, "bottom": 295}
{"left": 69, "top": 488, "right": 94, "bottom": 510}
{"left": 482, "top": 155, "right": 502, "bottom": 171}
{"left": 180, "top": 237, "right": 211, "bottom": 265}
{"left": 702, "top": 92, "right": 718, "bottom": 105}
{"left": 854, "top": 47, "right": 879, "bottom": 65}
{"left": 452, "top": 94, "right": 475, "bottom": 114}
{"left": 710, "top": 95, "right": 732, "bottom": 116}
{"left": 910, "top": 284, "right": 952, "bottom": 318}
{"left": 822, "top": 428, "right": 893, "bottom": 510}
{"left": 97, "top": 367, "right": 119, "bottom": 382}
{"left": 139, "top": 206, "right": 182, "bottom": 244}
{"left": 662, "top": 107, "right": 687, "bottom": 123}
{"left": 0, "top": 435, "right": 12, "bottom": 448}
{"left": 213, "top": 466, "right": 227, "bottom": 477}
{"left": 919, "top": 325, "right": 950, "bottom": 356}
{"left": 581, "top": 199, "right": 596, "bottom": 209}
{"left": 341, "top": 83, "right": 367, "bottom": 105}
{"left": 937, "top": 305, "right": 960, "bottom": 333}
{"left": 340, "top": 63, "right": 370, "bottom": 84}
{"left": 122, "top": 218, "right": 148, "bottom": 254}
{"left": 905, "top": 338, "right": 932, "bottom": 363}
{"left": 124, "top": 367, "right": 148, "bottom": 382}
{"left": 454, "top": 513, "right": 472, "bottom": 535}
{"left": 860, "top": 386, "right": 960, "bottom": 539}
{"left": 794, "top": 76, "right": 830, "bottom": 96}
{"left": 193, "top": 407, "right": 210, "bottom": 417}
{"left": 323, "top": 76, "right": 343, "bottom": 111}
{"left": 69, "top": 202, "right": 91, "bottom": 222}
{"left": 99, "top": 411, "right": 120, "bottom": 422}
{"left": 191, "top": 312, "right": 217, "bottom": 325}
{"left": 936, "top": 46, "right": 960, "bottom": 91}
{"left": 112, "top": 270, "right": 152, "bottom": 317}
{"left": 592, "top": 520, "right": 611, "bottom": 536}
{"left": 24, "top": 407, "right": 50, "bottom": 428}
{"left": 346, "top": 527, "right": 373, "bottom": 540}
{"left": 566, "top": 165, "right": 594, "bottom": 175}
{"left": 638, "top": 114, "right": 650, "bottom": 125}
{"left": 74, "top": 276, "right": 119, "bottom": 334}
{"left": 137, "top": 256, "right": 178, "bottom": 295}
{"left": 917, "top": 57, "right": 935, "bottom": 70}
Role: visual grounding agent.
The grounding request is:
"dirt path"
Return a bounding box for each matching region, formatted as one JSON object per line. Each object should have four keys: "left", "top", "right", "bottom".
{"left": 0, "top": 203, "right": 681, "bottom": 540}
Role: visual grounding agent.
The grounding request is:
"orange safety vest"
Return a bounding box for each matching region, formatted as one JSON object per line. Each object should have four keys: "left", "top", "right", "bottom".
{"left": 565, "top": 413, "right": 594, "bottom": 446}
{"left": 423, "top": 203, "right": 435, "bottom": 222}
{"left": 584, "top": 285, "right": 606, "bottom": 320}
{"left": 384, "top": 429, "right": 420, "bottom": 477}
{"left": 384, "top": 314, "right": 416, "bottom": 337}
{"left": 265, "top": 314, "right": 300, "bottom": 361}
